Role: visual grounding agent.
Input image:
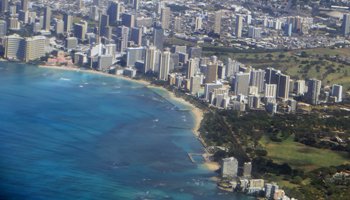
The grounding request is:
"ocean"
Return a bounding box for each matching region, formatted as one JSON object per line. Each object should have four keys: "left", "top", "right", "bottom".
{"left": 0, "top": 62, "right": 251, "bottom": 200}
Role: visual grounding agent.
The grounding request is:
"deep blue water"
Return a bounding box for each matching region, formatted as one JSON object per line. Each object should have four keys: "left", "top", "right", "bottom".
{"left": 0, "top": 62, "right": 251, "bottom": 200}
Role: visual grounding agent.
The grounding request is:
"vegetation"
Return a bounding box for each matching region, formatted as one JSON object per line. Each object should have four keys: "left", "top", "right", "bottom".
{"left": 196, "top": 105, "right": 350, "bottom": 199}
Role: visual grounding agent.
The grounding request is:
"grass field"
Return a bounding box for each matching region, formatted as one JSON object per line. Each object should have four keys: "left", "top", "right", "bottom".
{"left": 203, "top": 47, "right": 350, "bottom": 91}
{"left": 259, "top": 135, "right": 350, "bottom": 171}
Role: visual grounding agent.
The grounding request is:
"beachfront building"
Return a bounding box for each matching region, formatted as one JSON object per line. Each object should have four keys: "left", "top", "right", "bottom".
{"left": 24, "top": 36, "right": 46, "bottom": 62}
{"left": 4, "top": 34, "right": 25, "bottom": 60}
{"left": 221, "top": 157, "right": 238, "bottom": 178}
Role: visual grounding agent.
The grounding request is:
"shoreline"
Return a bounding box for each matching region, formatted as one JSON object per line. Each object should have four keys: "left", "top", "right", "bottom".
{"left": 38, "top": 65, "right": 204, "bottom": 137}
{"left": 37, "top": 65, "right": 216, "bottom": 170}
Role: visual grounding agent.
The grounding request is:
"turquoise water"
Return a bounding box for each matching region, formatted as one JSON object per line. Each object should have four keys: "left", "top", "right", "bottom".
{"left": 0, "top": 62, "right": 251, "bottom": 200}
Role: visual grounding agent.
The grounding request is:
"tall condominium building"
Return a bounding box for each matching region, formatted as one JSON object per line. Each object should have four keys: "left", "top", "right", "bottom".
{"left": 205, "top": 62, "right": 218, "bottom": 83}
{"left": 99, "top": 14, "right": 109, "bottom": 36}
{"left": 190, "top": 76, "right": 201, "bottom": 95}
{"left": 78, "top": 0, "right": 84, "bottom": 9}
{"left": 74, "top": 21, "right": 88, "bottom": 41}
{"left": 243, "top": 162, "right": 252, "bottom": 178}
{"left": 24, "top": 36, "right": 46, "bottom": 62}
{"left": 194, "top": 17, "right": 202, "bottom": 31}
{"left": 43, "top": 6, "right": 51, "bottom": 31}
{"left": 121, "top": 13, "right": 135, "bottom": 28}
{"left": 126, "top": 47, "right": 145, "bottom": 67}
{"left": 9, "top": 17, "right": 20, "bottom": 30}
{"left": 306, "top": 79, "right": 321, "bottom": 105}
{"left": 159, "top": 50, "right": 171, "bottom": 81}
{"left": 277, "top": 73, "right": 290, "bottom": 100}
{"left": 63, "top": 13, "right": 72, "bottom": 33}
{"left": 153, "top": 27, "right": 164, "bottom": 50}
{"left": 212, "top": 11, "right": 222, "bottom": 34}
{"left": 233, "top": 72, "right": 250, "bottom": 96}
{"left": 21, "top": 0, "right": 28, "bottom": 11}
{"left": 55, "top": 20, "right": 64, "bottom": 35}
{"left": 294, "top": 80, "right": 306, "bottom": 95}
{"left": 342, "top": 14, "right": 350, "bottom": 36}
{"left": 133, "top": 0, "right": 139, "bottom": 10}
{"left": 225, "top": 58, "right": 240, "bottom": 77}
{"left": 4, "top": 34, "right": 25, "bottom": 60}
{"left": 0, "top": 20, "right": 7, "bottom": 37}
{"left": 173, "top": 16, "right": 182, "bottom": 33}
{"left": 144, "top": 45, "right": 160, "bottom": 73}
{"left": 235, "top": 15, "right": 243, "bottom": 38}
{"left": 204, "top": 83, "right": 223, "bottom": 100}
{"left": 265, "top": 84, "right": 277, "bottom": 98}
{"left": 187, "top": 58, "right": 198, "bottom": 79}
{"left": 116, "top": 25, "right": 129, "bottom": 52}
{"left": 265, "top": 67, "right": 280, "bottom": 84}
{"left": 0, "top": 0, "right": 8, "bottom": 13}
{"left": 130, "top": 27, "right": 142, "bottom": 46}
{"left": 221, "top": 157, "right": 238, "bottom": 178}
{"left": 331, "top": 84, "right": 343, "bottom": 102}
{"left": 160, "top": 7, "right": 171, "bottom": 30}
{"left": 107, "top": 1, "right": 121, "bottom": 24}
{"left": 250, "top": 69, "right": 265, "bottom": 93}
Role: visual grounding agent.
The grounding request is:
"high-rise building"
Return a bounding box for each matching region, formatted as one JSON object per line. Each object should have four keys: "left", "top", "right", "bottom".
{"left": 107, "top": 1, "right": 121, "bottom": 25}
{"left": 306, "top": 79, "right": 321, "bottom": 105}
{"left": 190, "top": 76, "right": 201, "bottom": 95}
{"left": 204, "top": 83, "right": 222, "bottom": 100}
{"left": 225, "top": 58, "right": 240, "bottom": 77}
{"left": 133, "top": 0, "right": 139, "bottom": 10}
{"left": 9, "top": 17, "right": 20, "bottom": 30}
{"left": 294, "top": 80, "right": 306, "bottom": 95}
{"left": 161, "top": 7, "right": 171, "bottom": 30}
{"left": 331, "top": 84, "right": 343, "bottom": 102}
{"left": 24, "top": 36, "right": 46, "bottom": 62}
{"left": 194, "top": 17, "right": 202, "bottom": 31}
{"left": 205, "top": 62, "right": 218, "bottom": 83}
{"left": 55, "top": 20, "right": 64, "bottom": 35}
{"left": 18, "top": 10, "right": 29, "bottom": 24}
{"left": 21, "top": 0, "right": 28, "bottom": 11}
{"left": 233, "top": 72, "right": 250, "bottom": 96}
{"left": 121, "top": 13, "right": 135, "bottom": 28}
{"left": 4, "top": 34, "right": 25, "bottom": 60}
{"left": 221, "top": 157, "right": 238, "bottom": 178}
{"left": 159, "top": 50, "right": 171, "bottom": 80}
{"left": 342, "top": 14, "right": 350, "bottom": 36}
{"left": 130, "top": 27, "right": 142, "bottom": 46}
{"left": 264, "top": 84, "right": 277, "bottom": 98}
{"left": 63, "top": 13, "right": 72, "bottom": 33}
{"left": 250, "top": 69, "right": 265, "bottom": 93}
{"left": 173, "top": 16, "right": 182, "bottom": 33}
{"left": 126, "top": 47, "right": 145, "bottom": 67}
{"left": 265, "top": 67, "right": 280, "bottom": 84}
{"left": 74, "top": 21, "right": 88, "bottom": 41}
{"left": 243, "top": 162, "right": 252, "bottom": 178}
{"left": 235, "top": 15, "right": 243, "bottom": 38}
{"left": 212, "top": 11, "right": 222, "bottom": 34}
{"left": 144, "top": 45, "right": 160, "bottom": 73}
{"left": 187, "top": 58, "right": 198, "bottom": 79}
{"left": 277, "top": 73, "right": 290, "bottom": 100}
{"left": 43, "top": 6, "right": 51, "bottom": 31}
{"left": 0, "top": 20, "right": 7, "bottom": 37}
{"left": 248, "top": 26, "right": 262, "bottom": 39}
{"left": 0, "top": 0, "right": 8, "bottom": 13}
{"left": 99, "top": 14, "right": 109, "bottom": 36}
{"left": 153, "top": 27, "right": 164, "bottom": 50}
{"left": 116, "top": 26, "right": 129, "bottom": 52}
{"left": 78, "top": 0, "right": 84, "bottom": 9}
